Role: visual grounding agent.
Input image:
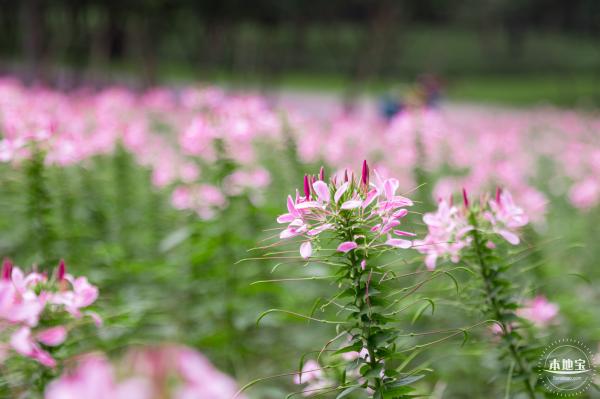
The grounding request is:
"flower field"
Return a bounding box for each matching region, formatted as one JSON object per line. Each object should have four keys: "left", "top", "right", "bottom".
{"left": 0, "top": 77, "right": 598, "bottom": 398}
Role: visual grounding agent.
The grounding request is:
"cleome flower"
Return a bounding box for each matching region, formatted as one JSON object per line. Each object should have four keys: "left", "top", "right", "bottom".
{"left": 276, "top": 161, "right": 416, "bottom": 260}
{"left": 0, "top": 259, "right": 101, "bottom": 367}
{"left": 416, "top": 188, "right": 529, "bottom": 270}
{"left": 413, "top": 198, "right": 472, "bottom": 270}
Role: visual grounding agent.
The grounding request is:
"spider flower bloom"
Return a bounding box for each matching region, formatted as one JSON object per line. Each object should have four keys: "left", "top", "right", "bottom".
{"left": 413, "top": 199, "right": 472, "bottom": 270}
{"left": 516, "top": 295, "right": 559, "bottom": 327}
{"left": 276, "top": 162, "right": 415, "bottom": 259}
{"left": 416, "top": 188, "right": 529, "bottom": 269}
{"left": 484, "top": 189, "right": 529, "bottom": 245}
{"left": 0, "top": 260, "right": 101, "bottom": 367}
{"left": 47, "top": 346, "right": 245, "bottom": 399}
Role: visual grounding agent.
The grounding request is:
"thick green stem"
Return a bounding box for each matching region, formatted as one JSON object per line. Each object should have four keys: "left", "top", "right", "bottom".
{"left": 469, "top": 216, "right": 536, "bottom": 399}
{"left": 343, "top": 219, "right": 383, "bottom": 392}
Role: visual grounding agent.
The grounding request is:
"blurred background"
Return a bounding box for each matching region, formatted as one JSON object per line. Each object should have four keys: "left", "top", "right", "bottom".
{"left": 1, "top": 0, "right": 600, "bottom": 106}
{"left": 0, "top": 2, "right": 599, "bottom": 398}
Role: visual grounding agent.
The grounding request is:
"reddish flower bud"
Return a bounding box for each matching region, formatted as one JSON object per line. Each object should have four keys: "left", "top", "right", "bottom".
{"left": 361, "top": 160, "right": 369, "bottom": 187}
{"left": 462, "top": 188, "right": 469, "bottom": 208}
{"left": 303, "top": 175, "right": 310, "bottom": 200}
{"left": 319, "top": 166, "right": 325, "bottom": 181}
{"left": 344, "top": 170, "right": 349, "bottom": 182}
{"left": 57, "top": 259, "right": 66, "bottom": 282}
{"left": 495, "top": 186, "right": 502, "bottom": 204}
{"left": 2, "top": 258, "right": 12, "bottom": 281}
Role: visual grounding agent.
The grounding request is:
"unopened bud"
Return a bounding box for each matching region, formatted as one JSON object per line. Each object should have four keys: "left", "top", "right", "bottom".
{"left": 2, "top": 258, "right": 12, "bottom": 281}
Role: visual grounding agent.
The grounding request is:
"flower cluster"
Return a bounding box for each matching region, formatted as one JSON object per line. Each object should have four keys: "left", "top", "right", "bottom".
{"left": 516, "top": 295, "right": 559, "bottom": 328}
{"left": 0, "top": 259, "right": 100, "bottom": 367}
{"left": 46, "top": 345, "right": 244, "bottom": 399}
{"left": 416, "top": 188, "right": 528, "bottom": 270}
{"left": 271, "top": 162, "right": 426, "bottom": 397}
{"left": 277, "top": 161, "right": 416, "bottom": 260}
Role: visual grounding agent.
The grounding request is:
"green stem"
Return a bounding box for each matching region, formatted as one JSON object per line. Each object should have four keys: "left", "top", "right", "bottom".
{"left": 469, "top": 216, "right": 536, "bottom": 399}
{"left": 343, "top": 218, "right": 383, "bottom": 392}
{"left": 25, "top": 148, "right": 56, "bottom": 265}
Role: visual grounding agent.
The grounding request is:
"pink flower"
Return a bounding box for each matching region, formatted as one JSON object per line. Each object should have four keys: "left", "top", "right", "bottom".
{"left": 293, "top": 360, "right": 322, "bottom": 385}
{"left": 45, "top": 354, "right": 152, "bottom": 399}
{"left": 486, "top": 189, "right": 528, "bottom": 245}
{"left": 517, "top": 296, "right": 559, "bottom": 327}
{"left": 10, "top": 327, "right": 57, "bottom": 367}
{"left": 312, "top": 180, "right": 330, "bottom": 203}
{"left": 276, "top": 163, "right": 416, "bottom": 260}
{"left": 414, "top": 199, "right": 472, "bottom": 270}
{"left": 51, "top": 275, "right": 99, "bottom": 317}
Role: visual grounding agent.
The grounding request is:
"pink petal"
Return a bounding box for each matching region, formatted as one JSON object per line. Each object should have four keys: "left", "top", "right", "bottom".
{"left": 287, "top": 195, "right": 296, "bottom": 213}
{"left": 362, "top": 189, "right": 379, "bottom": 209}
{"left": 386, "top": 238, "right": 412, "bottom": 249}
{"left": 32, "top": 348, "right": 56, "bottom": 367}
{"left": 498, "top": 229, "right": 520, "bottom": 245}
{"left": 393, "top": 230, "right": 416, "bottom": 237}
{"left": 307, "top": 223, "right": 333, "bottom": 236}
{"left": 337, "top": 241, "right": 358, "bottom": 253}
{"left": 10, "top": 327, "right": 34, "bottom": 355}
{"left": 383, "top": 179, "right": 399, "bottom": 199}
{"left": 277, "top": 213, "right": 295, "bottom": 223}
{"left": 295, "top": 201, "right": 323, "bottom": 210}
{"left": 341, "top": 200, "right": 362, "bottom": 210}
{"left": 300, "top": 241, "right": 312, "bottom": 259}
{"left": 425, "top": 254, "right": 438, "bottom": 270}
{"left": 334, "top": 182, "right": 349, "bottom": 203}
{"left": 312, "top": 181, "right": 330, "bottom": 203}
{"left": 360, "top": 260, "right": 366, "bottom": 270}
{"left": 37, "top": 326, "right": 67, "bottom": 346}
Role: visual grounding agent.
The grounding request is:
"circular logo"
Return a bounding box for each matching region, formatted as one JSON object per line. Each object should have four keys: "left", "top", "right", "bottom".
{"left": 537, "top": 338, "right": 596, "bottom": 396}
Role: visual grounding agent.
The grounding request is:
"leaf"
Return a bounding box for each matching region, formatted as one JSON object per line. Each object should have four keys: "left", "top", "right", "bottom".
{"left": 336, "top": 386, "right": 361, "bottom": 398}
{"left": 567, "top": 272, "right": 592, "bottom": 284}
{"left": 411, "top": 300, "right": 435, "bottom": 324}
{"left": 334, "top": 343, "right": 362, "bottom": 355}
{"left": 159, "top": 227, "right": 191, "bottom": 252}
{"left": 387, "top": 375, "right": 425, "bottom": 387}
{"left": 362, "top": 364, "right": 384, "bottom": 378}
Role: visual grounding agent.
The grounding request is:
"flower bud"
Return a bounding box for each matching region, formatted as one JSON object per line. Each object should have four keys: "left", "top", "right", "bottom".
{"left": 303, "top": 175, "right": 310, "bottom": 200}
{"left": 462, "top": 188, "right": 469, "bottom": 208}
{"left": 57, "top": 259, "right": 66, "bottom": 282}
{"left": 361, "top": 160, "right": 369, "bottom": 187}
{"left": 2, "top": 258, "right": 12, "bottom": 281}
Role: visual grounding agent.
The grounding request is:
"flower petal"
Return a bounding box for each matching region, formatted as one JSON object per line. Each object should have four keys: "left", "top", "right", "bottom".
{"left": 300, "top": 241, "right": 312, "bottom": 259}
{"left": 341, "top": 200, "right": 362, "bottom": 210}
{"left": 393, "top": 230, "right": 416, "bottom": 237}
{"left": 337, "top": 241, "right": 358, "bottom": 253}
{"left": 334, "top": 182, "right": 349, "bottom": 203}
{"left": 498, "top": 229, "right": 520, "bottom": 245}
{"left": 386, "top": 238, "right": 412, "bottom": 249}
{"left": 312, "top": 181, "right": 330, "bottom": 203}
{"left": 37, "top": 326, "right": 67, "bottom": 346}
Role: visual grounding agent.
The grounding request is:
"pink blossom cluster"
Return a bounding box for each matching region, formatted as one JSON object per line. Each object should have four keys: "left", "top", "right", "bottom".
{"left": 516, "top": 295, "right": 559, "bottom": 327}
{"left": 0, "top": 79, "right": 278, "bottom": 220}
{"left": 277, "top": 161, "right": 416, "bottom": 260}
{"left": 491, "top": 295, "right": 559, "bottom": 335}
{"left": 46, "top": 345, "right": 244, "bottom": 399}
{"left": 0, "top": 259, "right": 100, "bottom": 367}
{"left": 287, "top": 104, "right": 600, "bottom": 215}
{"left": 415, "top": 189, "right": 528, "bottom": 270}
